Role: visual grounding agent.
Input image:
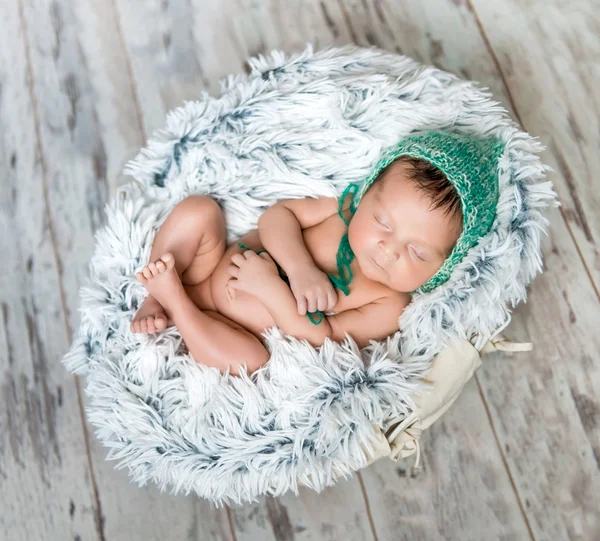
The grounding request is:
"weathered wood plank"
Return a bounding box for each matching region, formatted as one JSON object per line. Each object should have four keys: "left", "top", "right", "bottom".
{"left": 225, "top": 479, "right": 378, "bottom": 541}
{"left": 0, "top": 1, "right": 101, "bottom": 540}
{"left": 364, "top": 380, "right": 532, "bottom": 540}
{"left": 113, "top": 0, "right": 218, "bottom": 132}
{"left": 471, "top": 0, "right": 600, "bottom": 293}
{"left": 21, "top": 0, "right": 234, "bottom": 539}
{"left": 467, "top": 1, "right": 600, "bottom": 538}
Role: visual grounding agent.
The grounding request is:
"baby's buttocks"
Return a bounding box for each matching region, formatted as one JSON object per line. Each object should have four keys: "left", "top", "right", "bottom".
{"left": 205, "top": 229, "right": 280, "bottom": 342}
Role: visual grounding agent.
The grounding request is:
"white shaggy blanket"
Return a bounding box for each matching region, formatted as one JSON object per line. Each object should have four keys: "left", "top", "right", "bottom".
{"left": 62, "top": 44, "right": 558, "bottom": 507}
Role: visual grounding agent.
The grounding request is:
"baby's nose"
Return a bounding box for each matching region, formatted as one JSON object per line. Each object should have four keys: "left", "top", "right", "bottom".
{"left": 378, "top": 241, "right": 397, "bottom": 259}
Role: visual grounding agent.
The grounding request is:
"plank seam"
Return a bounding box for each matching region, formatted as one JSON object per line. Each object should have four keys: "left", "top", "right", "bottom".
{"left": 15, "top": 0, "right": 107, "bottom": 540}
{"left": 467, "top": 0, "right": 600, "bottom": 305}
{"left": 110, "top": 0, "right": 146, "bottom": 147}
{"left": 358, "top": 471, "right": 380, "bottom": 541}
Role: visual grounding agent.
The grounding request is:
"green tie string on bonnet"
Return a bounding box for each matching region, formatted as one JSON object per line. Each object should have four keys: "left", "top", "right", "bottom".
{"left": 331, "top": 130, "right": 505, "bottom": 296}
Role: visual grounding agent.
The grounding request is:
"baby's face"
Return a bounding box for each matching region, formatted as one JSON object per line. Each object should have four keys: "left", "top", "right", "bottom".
{"left": 348, "top": 161, "right": 463, "bottom": 293}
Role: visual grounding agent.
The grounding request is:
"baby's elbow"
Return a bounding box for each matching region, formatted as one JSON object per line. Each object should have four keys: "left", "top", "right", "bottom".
{"left": 327, "top": 317, "right": 370, "bottom": 349}
{"left": 326, "top": 316, "right": 346, "bottom": 345}
{"left": 307, "top": 319, "right": 334, "bottom": 348}
{"left": 293, "top": 320, "right": 332, "bottom": 349}
{"left": 306, "top": 334, "right": 329, "bottom": 349}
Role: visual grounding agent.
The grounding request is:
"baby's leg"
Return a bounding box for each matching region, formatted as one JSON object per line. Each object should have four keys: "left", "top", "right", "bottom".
{"left": 131, "top": 195, "right": 227, "bottom": 333}
{"left": 137, "top": 253, "right": 270, "bottom": 376}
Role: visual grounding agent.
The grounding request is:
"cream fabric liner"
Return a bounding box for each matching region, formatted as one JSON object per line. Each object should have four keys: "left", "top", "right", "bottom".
{"left": 366, "top": 333, "right": 532, "bottom": 469}
{"left": 297, "top": 333, "right": 532, "bottom": 487}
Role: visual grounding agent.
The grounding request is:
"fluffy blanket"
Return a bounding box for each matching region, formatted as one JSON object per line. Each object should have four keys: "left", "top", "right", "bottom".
{"left": 62, "top": 43, "right": 557, "bottom": 506}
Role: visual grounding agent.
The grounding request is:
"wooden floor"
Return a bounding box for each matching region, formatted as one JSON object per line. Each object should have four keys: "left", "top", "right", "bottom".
{"left": 1, "top": 0, "right": 599, "bottom": 539}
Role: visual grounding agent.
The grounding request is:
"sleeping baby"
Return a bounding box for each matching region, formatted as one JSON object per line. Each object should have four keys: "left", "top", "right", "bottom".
{"left": 130, "top": 130, "right": 503, "bottom": 377}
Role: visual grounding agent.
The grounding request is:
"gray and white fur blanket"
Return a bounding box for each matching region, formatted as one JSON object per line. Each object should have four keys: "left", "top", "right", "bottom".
{"left": 62, "top": 44, "right": 558, "bottom": 507}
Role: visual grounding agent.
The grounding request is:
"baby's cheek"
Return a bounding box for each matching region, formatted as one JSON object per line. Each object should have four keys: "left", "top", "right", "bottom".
{"left": 393, "top": 266, "right": 422, "bottom": 292}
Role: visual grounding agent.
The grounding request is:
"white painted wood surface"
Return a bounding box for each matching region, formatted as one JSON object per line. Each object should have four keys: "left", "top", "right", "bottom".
{"left": 1, "top": 0, "right": 598, "bottom": 540}
{"left": 0, "top": 1, "right": 101, "bottom": 539}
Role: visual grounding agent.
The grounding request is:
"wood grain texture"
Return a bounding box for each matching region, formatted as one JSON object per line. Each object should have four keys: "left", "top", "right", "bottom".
{"left": 467, "top": 1, "right": 600, "bottom": 538}
{"left": 471, "top": 0, "right": 600, "bottom": 294}
{"left": 0, "top": 1, "right": 101, "bottom": 539}
{"left": 363, "top": 380, "right": 532, "bottom": 541}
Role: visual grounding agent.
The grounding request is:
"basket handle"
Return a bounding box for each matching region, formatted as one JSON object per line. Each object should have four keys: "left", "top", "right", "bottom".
{"left": 479, "top": 333, "right": 533, "bottom": 354}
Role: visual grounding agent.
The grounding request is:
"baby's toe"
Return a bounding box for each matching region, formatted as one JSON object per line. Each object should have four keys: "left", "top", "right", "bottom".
{"left": 155, "top": 260, "right": 166, "bottom": 273}
{"left": 146, "top": 316, "right": 156, "bottom": 333}
{"left": 142, "top": 267, "right": 153, "bottom": 279}
{"left": 154, "top": 316, "right": 167, "bottom": 330}
{"left": 160, "top": 253, "right": 175, "bottom": 269}
{"left": 136, "top": 271, "right": 146, "bottom": 283}
{"left": 148, "top": 262, "right": 158, "bottom": 276}
{"left": 140, "top": 318, "right": 149, "bottom": 334}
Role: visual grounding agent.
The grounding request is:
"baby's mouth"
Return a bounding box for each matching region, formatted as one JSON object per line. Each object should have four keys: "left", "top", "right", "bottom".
{"left": 371, "top": 256, "right": 386, "bottom": 272}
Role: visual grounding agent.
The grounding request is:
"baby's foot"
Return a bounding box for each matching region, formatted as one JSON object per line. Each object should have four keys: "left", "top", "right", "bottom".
{"left": 130, "top": 294, "right": 172, "bottom": 334}
{"left": 135, "top": 253, "right": 185, "bottom": 320}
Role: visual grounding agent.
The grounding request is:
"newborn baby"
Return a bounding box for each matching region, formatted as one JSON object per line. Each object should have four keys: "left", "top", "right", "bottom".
{"left": 130, "top": 131, "right": 502, "bottom": 377}
{"left": 130, "top": 161, "right": 461, "bottom": 374}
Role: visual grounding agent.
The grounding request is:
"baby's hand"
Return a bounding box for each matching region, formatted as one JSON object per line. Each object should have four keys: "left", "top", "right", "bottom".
{"left": 287, "top": 266, "right": 337, "bottom": 315}
{"left": 226, "top": 250, "right": 280, "bottom": 299}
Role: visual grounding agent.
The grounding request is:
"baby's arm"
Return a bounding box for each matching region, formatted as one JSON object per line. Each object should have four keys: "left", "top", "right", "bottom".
{"left": 327, "top": 294, "right": 410, "bottom": 349}
{"left": 256, "top": 277, "right": 332, "bottom": 348}
{"left": 257, "top": 196, "right": 339, "bottom": 277}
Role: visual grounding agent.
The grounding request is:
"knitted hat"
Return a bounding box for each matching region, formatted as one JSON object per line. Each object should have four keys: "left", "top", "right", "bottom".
{"left": 330, "top": 130, "right": 505, "bottom": 297}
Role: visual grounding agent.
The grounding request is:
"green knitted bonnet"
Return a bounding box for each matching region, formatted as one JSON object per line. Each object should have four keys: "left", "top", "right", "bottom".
{"left": 330, "top": 130, "right": 505, "bottom": 296}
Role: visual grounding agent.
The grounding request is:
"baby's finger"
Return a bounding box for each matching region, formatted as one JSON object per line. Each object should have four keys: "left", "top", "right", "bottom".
{"left": 306, "top": 294, "right": 317, "bottom": 314}
{"left": 317, "top": 294, "right": 327, "bottom": 312}
{"left": 297, "top": 296, "right": 307, "bottom": 315}
{"left": 327, "top": 290, "right": 337, "bottom": 310}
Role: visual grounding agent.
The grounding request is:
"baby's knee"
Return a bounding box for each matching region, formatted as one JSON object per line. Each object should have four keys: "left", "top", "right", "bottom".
{"left": 174, "top": 195, "right": 226, "bottom": 234}
{"left": 173, "top": 193, "right": 214, "bottom": 216}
